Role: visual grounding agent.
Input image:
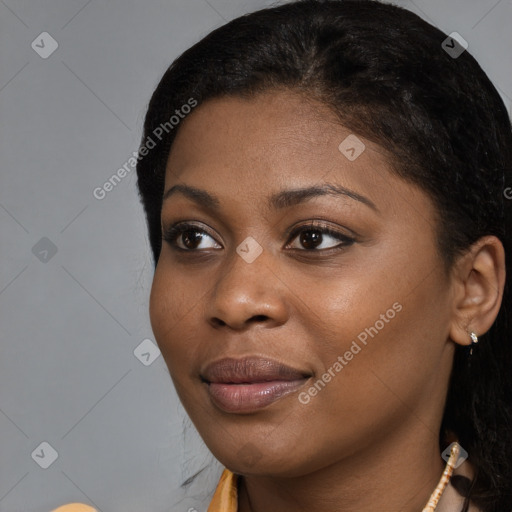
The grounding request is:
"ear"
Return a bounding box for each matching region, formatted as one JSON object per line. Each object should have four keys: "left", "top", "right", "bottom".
{"left": 448, "top": 235, "right": 506, "bottom": 347}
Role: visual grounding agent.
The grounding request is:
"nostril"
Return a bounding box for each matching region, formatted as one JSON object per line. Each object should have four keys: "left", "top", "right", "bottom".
{"left": 251, "top": 314, "right": 268, "bottom": 322}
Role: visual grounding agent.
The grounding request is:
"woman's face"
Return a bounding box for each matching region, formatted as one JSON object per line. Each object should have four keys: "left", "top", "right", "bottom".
{"left": 149, "top": 90, "right": 458, "bottom": 477}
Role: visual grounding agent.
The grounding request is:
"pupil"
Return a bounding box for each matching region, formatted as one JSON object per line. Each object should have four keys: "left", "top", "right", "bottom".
{"left": 301, "top": 230, "right": 322, "bottom": 249}
{"left": 183, "top": 230, "right": 202, "bottom": 248}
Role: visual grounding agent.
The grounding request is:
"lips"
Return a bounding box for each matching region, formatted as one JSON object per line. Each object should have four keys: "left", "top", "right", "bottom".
{"left": 201, "top": 357, "right": 311, "bottom": 413}
{"left": 202, "top": 356, "right": 310, "bottom": 383}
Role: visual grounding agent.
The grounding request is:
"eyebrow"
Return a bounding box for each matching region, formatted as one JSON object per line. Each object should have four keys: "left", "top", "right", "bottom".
{"left": 162, "top": 182, "right": 378, "bottom": 212}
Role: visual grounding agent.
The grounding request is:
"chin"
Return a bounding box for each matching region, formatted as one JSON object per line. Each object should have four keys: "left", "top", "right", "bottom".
{"left": 208, "top": 439, "right": 320, "bottom": 478}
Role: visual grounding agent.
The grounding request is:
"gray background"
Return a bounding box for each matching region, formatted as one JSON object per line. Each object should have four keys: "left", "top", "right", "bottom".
{"left": 0, "top": 0, "right": 510, "bottom": 511}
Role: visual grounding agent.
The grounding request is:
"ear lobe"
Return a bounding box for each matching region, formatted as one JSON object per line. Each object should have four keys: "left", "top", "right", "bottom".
{"left": 448, "top": 235, "right": 506, "bottom": 347}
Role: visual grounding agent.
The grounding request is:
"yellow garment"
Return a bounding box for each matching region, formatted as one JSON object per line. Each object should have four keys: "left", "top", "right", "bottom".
{"left": 48, "top": 466, "right": 480, "bottom": 511}
{"left": 51, "top": 505, "right": 97, "bottom": 512}
{"left": 206, "top": 465, "right": 481, "bottom": 512}
{"left": 50, "top": 469, "right": 238, "bottom": 512}
{"left": 207, "top": 468, "right": 238, "bottom": 511}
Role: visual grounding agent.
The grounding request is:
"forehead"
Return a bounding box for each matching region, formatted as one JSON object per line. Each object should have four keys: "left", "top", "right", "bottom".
{"left": 162, "top": 90, "right": 435, "bottom": 228}
{"left": 165, "top": 90, "right": 389, "bottom": 186}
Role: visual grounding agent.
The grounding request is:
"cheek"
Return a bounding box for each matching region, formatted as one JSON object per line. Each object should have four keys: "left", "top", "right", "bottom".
{"left": 304, "top": 268, "right": 451, "bottom": 435}
{"left": 148, "top": 265, "right": 202, "bottom": 371}
{"left": 299, "top": 242, "right": 450, "bottom": 406}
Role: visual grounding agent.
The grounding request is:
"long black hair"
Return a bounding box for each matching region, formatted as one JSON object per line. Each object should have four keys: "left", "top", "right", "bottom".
{"left": 135, "top": 1, "right": 512, "bottom": 510}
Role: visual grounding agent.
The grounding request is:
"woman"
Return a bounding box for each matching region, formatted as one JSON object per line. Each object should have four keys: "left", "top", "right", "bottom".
{"left": 54, "top": 0, "right": 512, "bottom": 510}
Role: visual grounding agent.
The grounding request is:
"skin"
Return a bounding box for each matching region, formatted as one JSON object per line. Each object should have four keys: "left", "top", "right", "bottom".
{"left": 148, "top": 89, "right": 506, "bottom": 512}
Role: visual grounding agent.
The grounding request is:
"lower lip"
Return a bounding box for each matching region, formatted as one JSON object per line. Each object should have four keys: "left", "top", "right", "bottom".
{"left": 206, "top": 379, "right": 309, "bottom": 413}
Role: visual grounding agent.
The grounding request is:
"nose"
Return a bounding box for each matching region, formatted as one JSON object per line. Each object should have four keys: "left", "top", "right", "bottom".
{"left": 206, "top": 246, "right": 289, "bottom": 331}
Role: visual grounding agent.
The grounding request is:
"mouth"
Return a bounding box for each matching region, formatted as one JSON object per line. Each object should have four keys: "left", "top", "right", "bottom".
{"left": 200, "top": 356, "right": 312, "bottom": 413}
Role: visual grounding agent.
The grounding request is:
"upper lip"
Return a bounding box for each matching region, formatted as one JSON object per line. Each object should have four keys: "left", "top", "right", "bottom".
{"left": 201, "top": 356, "right": 311, "bottom": 384}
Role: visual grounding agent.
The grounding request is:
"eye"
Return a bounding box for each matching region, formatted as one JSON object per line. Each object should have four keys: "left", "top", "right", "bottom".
{"left": 285, "top": 221, "right": 355, "bottom": 251}
{"left": 162, "top": 222, "right": 222, "bottom": 251}
{"left": 162, "top": 220, "right": 356, "bottom": 253}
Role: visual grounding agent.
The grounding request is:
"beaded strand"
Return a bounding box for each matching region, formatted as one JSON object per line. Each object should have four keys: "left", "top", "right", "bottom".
{"left": 422, "top": 442, "right": 461, "bottom": 512}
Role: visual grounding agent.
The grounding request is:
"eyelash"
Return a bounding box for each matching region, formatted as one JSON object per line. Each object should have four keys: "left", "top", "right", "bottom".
{"left": 162, "top": 221, "right": 356, "bottom": 254}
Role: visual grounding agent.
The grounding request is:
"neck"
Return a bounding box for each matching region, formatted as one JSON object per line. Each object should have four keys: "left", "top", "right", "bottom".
{"left": 238, "top": 420, "right": 446, "bottom": 512}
